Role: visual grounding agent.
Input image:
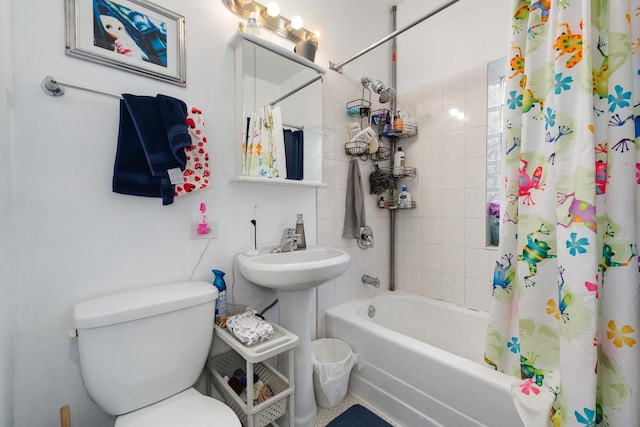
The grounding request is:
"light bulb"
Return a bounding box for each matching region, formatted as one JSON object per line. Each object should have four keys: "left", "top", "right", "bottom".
{"left": 290, "top": 15, "right": 303, "bottom": 30}
{"left": 266, "top": 1, "right": 280, "bottom": 17}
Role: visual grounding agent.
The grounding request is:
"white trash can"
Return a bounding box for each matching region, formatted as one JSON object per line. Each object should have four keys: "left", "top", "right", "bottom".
{"left": 311, "top": 338, "right": 358, "bottom": 408}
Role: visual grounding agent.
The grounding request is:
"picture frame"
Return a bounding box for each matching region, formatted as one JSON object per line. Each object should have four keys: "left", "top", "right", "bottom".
{"left": 65, "top": 0, "right": 186, "bottom": 86}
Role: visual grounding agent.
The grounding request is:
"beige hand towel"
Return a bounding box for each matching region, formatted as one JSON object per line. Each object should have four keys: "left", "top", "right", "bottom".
{"left": 342, "top": 158, "right": 367, "bottom": 238}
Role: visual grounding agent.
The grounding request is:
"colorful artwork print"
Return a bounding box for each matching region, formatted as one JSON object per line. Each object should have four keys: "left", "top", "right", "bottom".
{"left": 93, "top": 0, "right": 167, "bottom": 67}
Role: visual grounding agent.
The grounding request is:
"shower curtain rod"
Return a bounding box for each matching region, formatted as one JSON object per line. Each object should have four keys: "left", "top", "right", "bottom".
{"left": 328, "top": 0, "right": 461, "bottom": 73}
{"left": 40, "top": 75, "right": 122, "bottom": 99}
{"left": 268, "top": 75, "right": 323, "bottom": 106}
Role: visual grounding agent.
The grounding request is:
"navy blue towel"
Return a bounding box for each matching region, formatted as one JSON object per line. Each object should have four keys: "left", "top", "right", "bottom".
{"left": 283, "top": 129, "right": 304, "bottom": 180}
{"left": 113, "top": 94, "right": 191, "bottom": 205}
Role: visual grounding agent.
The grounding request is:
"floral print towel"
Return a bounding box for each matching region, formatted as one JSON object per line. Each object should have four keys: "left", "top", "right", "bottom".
{"left": 174, "top": 106, "right": 211, "bottom": 197}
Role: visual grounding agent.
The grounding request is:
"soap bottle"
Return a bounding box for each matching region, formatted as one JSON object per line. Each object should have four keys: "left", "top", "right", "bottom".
{"left": 212, "top": 269, "right": 228, "bottom": 326}
{"left": 393, "top": 147, "right": 405, "bottom": 176}
{"left": 398, "top": 185, "right": 412, "bottom": 208}
{"left": 393, "top": 113, "right": 404, "bottom": 131}
{"left": 295, "top": 213, "right": 306, "bottom": 249}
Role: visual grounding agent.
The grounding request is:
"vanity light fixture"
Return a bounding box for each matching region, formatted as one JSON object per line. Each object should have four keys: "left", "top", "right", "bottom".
{"left": 288, "top": 15, "right": 303, "bottom": 31}
{"left": 265, "top": 1, "right": 280, "bottom": 18}
{"left": 221, "top": 0, "right": 318, "bottom": 45}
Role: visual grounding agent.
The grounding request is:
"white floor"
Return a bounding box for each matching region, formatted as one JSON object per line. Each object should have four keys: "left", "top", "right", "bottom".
{"left": 313, "top": 392, "right": 399, "bottom": 427}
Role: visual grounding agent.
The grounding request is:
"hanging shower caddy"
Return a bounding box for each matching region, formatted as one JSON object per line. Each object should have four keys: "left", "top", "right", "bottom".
{"left": 344, "top": 85, "right": 391, "bottom": 161}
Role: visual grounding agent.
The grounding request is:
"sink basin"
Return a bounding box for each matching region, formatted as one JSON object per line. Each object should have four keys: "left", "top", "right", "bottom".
{"left": 236, "top": 246, "right": 350, "bottom": 291}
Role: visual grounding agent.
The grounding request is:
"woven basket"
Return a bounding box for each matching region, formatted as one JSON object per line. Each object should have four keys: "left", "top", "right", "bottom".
{"left": 209, "top": 351, "right": 290, "bottom": 427}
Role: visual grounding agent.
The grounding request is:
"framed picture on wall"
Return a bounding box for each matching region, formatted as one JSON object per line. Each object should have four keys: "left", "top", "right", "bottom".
{"left": 65, "top": 0, "right": 186, "bottom": 86}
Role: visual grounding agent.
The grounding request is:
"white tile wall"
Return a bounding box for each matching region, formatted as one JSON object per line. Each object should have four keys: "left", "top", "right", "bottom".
{"left": 316, "top": 65, "right": 495, "bottom": 337}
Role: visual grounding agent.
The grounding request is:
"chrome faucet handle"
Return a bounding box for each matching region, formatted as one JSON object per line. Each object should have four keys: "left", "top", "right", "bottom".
{"left": 280, "top": 227, "right": 296, "bottom": 241}
{"left": 281, "top": 227, "right": 296, "bottom": 243}
{"left": 271, "top": 228, "right": 299, "bottom": 253}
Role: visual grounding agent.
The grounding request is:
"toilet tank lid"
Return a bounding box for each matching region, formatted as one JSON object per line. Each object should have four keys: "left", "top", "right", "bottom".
{"left": 73, "top": 281, "right": 218, "bottom": 329}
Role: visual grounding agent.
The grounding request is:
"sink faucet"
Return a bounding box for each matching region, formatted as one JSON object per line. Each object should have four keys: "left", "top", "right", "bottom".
{"left": 271, "top": 228, "right": 300, "bottom": 253}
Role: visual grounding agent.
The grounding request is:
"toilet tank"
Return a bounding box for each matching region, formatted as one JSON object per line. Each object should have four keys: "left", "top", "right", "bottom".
{"left": 73, "top": 281, "right": 218, "bottom": 416}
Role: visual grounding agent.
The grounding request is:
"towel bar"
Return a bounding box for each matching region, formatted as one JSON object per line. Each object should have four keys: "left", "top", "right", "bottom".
{"left": 41, "top": 75, "right": 122, "bottom": 100}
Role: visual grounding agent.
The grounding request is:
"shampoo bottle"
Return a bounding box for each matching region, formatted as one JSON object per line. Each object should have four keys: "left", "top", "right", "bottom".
{"left": 398, "top": 185, "right": 412, "bottom": 208}
{"left": 212, "top": 269, "right": 228, "bottom": 326}
{"left": 393, "top": 147, "right": 405, "bottom": 176}
{"left": 295, "top": 213, "right": 306, "bottom": 249}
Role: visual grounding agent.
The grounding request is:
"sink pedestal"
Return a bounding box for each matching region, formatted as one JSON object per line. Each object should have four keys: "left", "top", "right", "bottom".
{"left": 278, "top": 288, "right": 316, "bottom": 427}
{"left": 234, "top": 246, "right": 351, "bottom": 427}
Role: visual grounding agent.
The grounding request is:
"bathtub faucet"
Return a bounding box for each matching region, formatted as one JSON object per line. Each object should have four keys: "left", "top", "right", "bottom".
{"left": 362, "top": 274, "right": 380, "bottom": 288}
{"left": 271, "top": 228, "right": 300, "bottom": 253}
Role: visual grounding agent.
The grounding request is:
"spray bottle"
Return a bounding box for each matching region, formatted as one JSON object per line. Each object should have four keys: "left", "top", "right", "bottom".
{"left": 212, "top": 269, "right": 227, "bottom": 326}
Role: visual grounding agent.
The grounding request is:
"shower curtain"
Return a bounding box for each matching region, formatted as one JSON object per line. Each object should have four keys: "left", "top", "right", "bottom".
{"left": 484, "top": 1, "right": 639, "bottom": 426}
{"left": 242, "top": 105, "right": 286, "bottom": 178}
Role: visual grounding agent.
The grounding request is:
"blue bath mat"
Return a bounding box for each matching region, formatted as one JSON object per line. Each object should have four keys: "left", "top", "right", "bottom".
{"left": 326, "top": 404, "right": 393, "bottom": 427}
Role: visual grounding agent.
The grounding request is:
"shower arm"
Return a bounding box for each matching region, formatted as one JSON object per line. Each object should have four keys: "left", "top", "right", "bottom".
{"left": 328, "top": 0, "right": 460, "bottom": 73}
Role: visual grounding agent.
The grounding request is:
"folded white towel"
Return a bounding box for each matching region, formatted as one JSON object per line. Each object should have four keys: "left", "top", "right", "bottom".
{"left": 226, "top": 309, "right": 274, "bottom": 346}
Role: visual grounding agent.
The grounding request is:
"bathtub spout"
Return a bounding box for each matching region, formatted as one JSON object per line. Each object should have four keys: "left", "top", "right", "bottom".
{"left": 362, "top": 274, "right": 380, "bottom": 288}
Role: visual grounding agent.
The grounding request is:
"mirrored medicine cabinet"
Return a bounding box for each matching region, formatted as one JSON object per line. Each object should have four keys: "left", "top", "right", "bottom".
{"left": 230, "top": 32, "right": 325, "bottom": 187}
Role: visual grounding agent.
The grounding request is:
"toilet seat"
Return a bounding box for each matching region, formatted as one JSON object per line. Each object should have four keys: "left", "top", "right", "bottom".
{"left": 115, "top": 388, "right": 241, "bottom": 427}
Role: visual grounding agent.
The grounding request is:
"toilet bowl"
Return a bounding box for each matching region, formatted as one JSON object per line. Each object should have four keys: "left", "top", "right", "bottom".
{"left": 114, "top": 388, "right": 239, "bottom": 427}
{"left": 73, "top": 281, "right": 241, "bottom": 426}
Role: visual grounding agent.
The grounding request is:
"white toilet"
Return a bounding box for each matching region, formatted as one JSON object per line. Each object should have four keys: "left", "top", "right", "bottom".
{"left": 73, "top": 281, "right": 241, "bottom": 427}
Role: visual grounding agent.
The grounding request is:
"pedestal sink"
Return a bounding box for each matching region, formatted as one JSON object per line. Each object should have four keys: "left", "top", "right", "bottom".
{"left": 236, "top": 246, "right": 350, "bottom": 427}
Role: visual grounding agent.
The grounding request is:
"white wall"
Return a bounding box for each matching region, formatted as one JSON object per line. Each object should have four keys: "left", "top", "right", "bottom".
{"left": 395, "top": 0, "right": 511, "bottom": 93}
{"left": 0, "top": 0, "right": 15, "bottom": 424}
{"left": 5, "top": 0, "right": 510, "bottom": 424}
{"left": 392, "top": 66, "right": 498, "bottom": 310}
{"left": 6, "top": 1, "right": 389, "bottom": 426}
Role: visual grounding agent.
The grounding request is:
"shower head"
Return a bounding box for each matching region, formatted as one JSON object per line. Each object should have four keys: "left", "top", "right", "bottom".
{"left": 377, "top": 87, "right": 396, "bottom": 103}
{"left": 361, "top": 77, "right": 396, "bottom": 103}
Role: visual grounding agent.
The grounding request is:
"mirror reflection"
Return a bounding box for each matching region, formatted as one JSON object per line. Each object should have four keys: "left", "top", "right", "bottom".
{"left": 237, "top": 36, "right": 323, "bottom": 183}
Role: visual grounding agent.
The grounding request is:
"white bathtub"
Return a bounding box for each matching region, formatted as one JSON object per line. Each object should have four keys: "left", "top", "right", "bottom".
{"left": 324, "top": 292, "right": 524, "bottom": 427}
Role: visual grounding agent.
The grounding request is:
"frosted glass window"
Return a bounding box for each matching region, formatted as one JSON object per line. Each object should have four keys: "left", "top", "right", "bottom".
{"left": 486, "top": 58, "right": 506, "bottom": 247}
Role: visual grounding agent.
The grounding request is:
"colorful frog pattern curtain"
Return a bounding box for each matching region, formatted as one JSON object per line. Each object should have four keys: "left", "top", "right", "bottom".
{"left": 484, "top": 1, "right": 640, "bottom": 426}
{"left": 242, "top": 105, "right": 286, "bottom": 178}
